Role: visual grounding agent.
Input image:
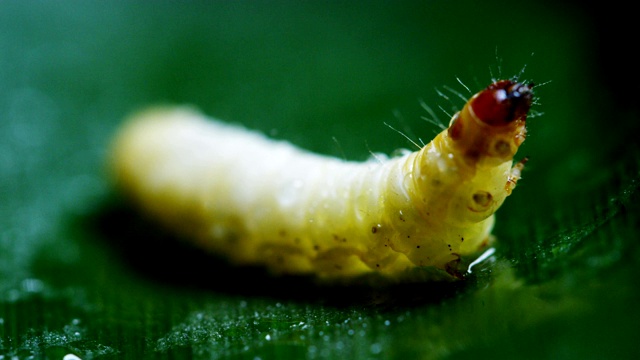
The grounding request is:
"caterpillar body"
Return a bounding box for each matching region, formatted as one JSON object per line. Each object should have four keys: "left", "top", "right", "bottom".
{"left": 109, "top": 80, "right": 532, "bottom": 282}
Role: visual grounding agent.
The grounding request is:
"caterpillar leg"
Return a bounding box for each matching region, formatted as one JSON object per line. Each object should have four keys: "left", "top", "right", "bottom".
{"left": 505, "top": 157, "right": 528, "bottom": 195}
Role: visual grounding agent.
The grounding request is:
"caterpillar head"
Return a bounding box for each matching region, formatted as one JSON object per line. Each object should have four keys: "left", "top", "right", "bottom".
{"left": 447, "top": 80, "right": 532, "bottom": 167}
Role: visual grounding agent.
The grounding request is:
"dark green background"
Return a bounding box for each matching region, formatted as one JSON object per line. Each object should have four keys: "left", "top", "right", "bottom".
{"left": 1, "top": 1, "right": 638, "bottom": 359}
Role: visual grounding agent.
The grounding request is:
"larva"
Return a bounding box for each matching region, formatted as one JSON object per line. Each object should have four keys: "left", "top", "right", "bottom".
{"left": 109, "top": 80, "right": 532, "bottom": 282}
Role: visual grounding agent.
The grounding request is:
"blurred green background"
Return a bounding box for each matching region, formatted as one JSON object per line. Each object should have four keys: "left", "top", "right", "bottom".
{"left": 1, "top": 1, "right": 639, "bottom": 359}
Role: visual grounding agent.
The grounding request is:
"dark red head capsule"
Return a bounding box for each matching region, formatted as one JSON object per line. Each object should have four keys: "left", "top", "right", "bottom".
{"left": 470, "top": 80, "right": 533, "bottom": 126}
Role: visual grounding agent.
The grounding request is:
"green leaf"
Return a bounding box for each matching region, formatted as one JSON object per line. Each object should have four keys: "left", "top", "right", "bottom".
{"left": 1, "top": 1, "right": 638, "bottom": 359}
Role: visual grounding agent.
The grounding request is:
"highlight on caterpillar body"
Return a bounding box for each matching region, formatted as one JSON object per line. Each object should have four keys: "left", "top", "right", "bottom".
{"left": 108, "top": 79, "right": 533, "bottom": 283}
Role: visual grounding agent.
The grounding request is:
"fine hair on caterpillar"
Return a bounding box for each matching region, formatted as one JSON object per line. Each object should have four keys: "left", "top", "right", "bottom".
{"left": 109, "top": 79, "right": 535, "bottom": 283}
{"left": 390, "top": 74, "right": 538, "bottom": 153}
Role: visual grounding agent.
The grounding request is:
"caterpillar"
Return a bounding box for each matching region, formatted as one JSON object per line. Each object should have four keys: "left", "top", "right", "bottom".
{"left": 108, "top": 79, "right": 532, "bottom": 283}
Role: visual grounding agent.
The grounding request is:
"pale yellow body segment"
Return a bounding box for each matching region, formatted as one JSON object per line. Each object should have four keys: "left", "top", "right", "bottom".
{"left": 110, "top": 106, "right": 516, "bottom": 281}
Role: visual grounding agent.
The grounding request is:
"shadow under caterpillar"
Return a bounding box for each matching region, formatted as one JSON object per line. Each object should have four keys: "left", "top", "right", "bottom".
{"left": 108, "top": 80, "right": 533, "bottom": 283}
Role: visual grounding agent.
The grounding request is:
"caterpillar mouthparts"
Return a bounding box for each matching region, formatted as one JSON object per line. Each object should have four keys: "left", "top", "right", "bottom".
{"left": 108, "top": 79, "right": 534, "bottom": 283}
